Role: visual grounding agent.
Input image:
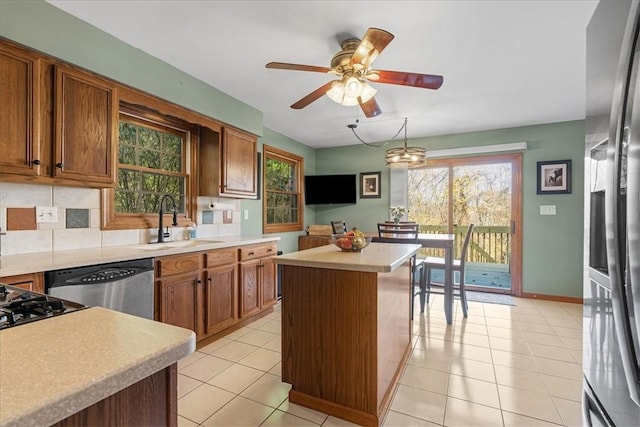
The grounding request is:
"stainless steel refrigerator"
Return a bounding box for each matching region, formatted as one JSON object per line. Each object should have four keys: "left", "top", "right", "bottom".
{"left": 585, "top": 0, "right": 640, "bottom": 425}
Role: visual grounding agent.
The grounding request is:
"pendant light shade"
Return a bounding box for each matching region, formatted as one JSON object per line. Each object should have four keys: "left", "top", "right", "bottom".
{"left": 384, "top": 118, "right": 427, "bottom": 168}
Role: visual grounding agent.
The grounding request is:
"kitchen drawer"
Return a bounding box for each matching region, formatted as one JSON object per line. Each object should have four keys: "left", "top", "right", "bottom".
{"left": 239, "top": 242, "right": 277, "bottom": 261}
{"left": 205, "top": 248, "right": 237, "bottom": 268}
{"left": 156, "top": 254, "right": 202, "bottom": 277}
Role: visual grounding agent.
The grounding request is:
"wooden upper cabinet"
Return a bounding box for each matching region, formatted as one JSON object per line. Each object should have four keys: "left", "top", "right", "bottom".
{"left": 0, "top": 43, "right": 41, "bottom": 176}
{"left": 54, "top": 65, "right": 117, "bottom": 186}
{"left": 222, "top": 127, "right": 257, "bottom": 197}
{"left": 199, "top": 126, "right": 257, "bottom": 199}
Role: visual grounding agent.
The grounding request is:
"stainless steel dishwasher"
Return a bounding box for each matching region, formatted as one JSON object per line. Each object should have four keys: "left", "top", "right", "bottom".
{"left": 45, "top": 258, "right": 154, "bottom": 320}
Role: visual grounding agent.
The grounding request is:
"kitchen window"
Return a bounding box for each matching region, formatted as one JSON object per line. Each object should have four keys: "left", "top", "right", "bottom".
{"left": 102, "top": 104, "right": 196, "bottom": 230}
{"left": 263, "top": 145, "right": 303, "bottom": 233}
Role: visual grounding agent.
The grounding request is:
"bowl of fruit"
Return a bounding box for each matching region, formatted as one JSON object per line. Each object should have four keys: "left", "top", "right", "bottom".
{"left": 331, "top": 229, "right": 372, "bottom": 252}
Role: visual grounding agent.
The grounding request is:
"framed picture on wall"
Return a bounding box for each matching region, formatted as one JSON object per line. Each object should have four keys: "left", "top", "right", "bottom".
{"left": 536, "top": 160, "right": 571, "bottom": 194}
{"left": 360, "top": 171, "right": 381, "bottom": 198}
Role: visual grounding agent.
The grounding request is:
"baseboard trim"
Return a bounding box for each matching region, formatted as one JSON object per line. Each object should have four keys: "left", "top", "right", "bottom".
{"left": 520, "top": 292, "right": 583, "bottom": 304}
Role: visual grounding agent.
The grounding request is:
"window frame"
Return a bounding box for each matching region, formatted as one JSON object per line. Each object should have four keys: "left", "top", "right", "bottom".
{"left": 262, "top": 144, "right": 304, "bottom": 233}
{"left": 101, "top": 103, "right": 197, "bottom": 231}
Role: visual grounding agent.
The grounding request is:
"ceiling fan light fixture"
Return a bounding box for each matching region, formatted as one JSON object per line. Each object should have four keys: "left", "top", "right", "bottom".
{"left": 359, "top": 83, "right": 377, "bottom": 103}
{"left": 344, "top": 76, "right": 363, "bottom": 97}
{"left": 327, "top": 77, "right": 374, "bottom": 106}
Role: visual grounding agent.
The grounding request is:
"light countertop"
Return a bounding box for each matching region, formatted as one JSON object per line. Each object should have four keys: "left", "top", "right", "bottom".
{"left": 274, "top": 242, "right": 421, "bottom": 273}
{"left": 0, "top": 235, "right": 280, "bottom": 277}
{"left": 0, "top": 306, "right": 195, "bottom": 427}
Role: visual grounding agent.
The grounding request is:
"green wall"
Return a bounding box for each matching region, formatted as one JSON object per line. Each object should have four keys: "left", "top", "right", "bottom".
{"left": 0, "top": 0, "right": 585, "bottom": 298}
{"left": 313, "top": 121, "right": 585, "bottom": 298}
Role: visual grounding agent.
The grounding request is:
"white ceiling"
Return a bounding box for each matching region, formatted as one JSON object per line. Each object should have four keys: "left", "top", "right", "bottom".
{"left": 47, "top": 0, "right": 598, "bottom": 149}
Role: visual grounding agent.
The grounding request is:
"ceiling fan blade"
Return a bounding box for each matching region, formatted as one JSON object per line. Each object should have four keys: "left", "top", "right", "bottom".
{"left": 290, "top": 81, "right": 335, "bottom": 109}
{"left": 373, "top": 70, "right": 444, "bottom": 89}
{"left": 350, "top": 28, "right": 394, "bottom": 70}
{"left": 266, "top": 62, "right": 332, "bottom": 74}
{"left": 358, "top": 96, "right": 382, "bottom": 118}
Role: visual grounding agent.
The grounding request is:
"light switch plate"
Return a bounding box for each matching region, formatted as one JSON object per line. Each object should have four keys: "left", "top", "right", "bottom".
{"left": 540, "top": 205, "right": 556, "bottom": 215}
{"left": 244, "top": 209, "right": 249, "bottom": 220}
{"left": 36, "top": 206, "right": 58, "bottom": 223}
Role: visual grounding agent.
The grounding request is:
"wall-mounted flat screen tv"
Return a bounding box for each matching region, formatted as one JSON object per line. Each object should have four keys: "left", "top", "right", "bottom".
{"left": 304, "top": 174, "right": 357, "bottom": 205}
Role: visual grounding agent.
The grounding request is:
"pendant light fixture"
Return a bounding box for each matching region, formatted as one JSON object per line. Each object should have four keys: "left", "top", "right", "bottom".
{"left": 348, "top": 117, "right": 427, "bottom": 168}
{"left": 383, "top": 118, "right": 426, "bottom": 168}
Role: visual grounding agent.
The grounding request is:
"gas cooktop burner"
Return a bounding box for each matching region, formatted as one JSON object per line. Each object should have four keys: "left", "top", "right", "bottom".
{"left": 0, "top": 284, "right": 86, "bottom": 330}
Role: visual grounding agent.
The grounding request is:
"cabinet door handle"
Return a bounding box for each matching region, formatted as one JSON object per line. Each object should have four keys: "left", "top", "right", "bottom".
{"left": 196, "top": 279, "right": 202, "bottom": 284}
{"left": 31, "top": 159, "right": 41, "bottom": 165}
{"left": 55, "top": 162, "right": 64, "bottom": 169}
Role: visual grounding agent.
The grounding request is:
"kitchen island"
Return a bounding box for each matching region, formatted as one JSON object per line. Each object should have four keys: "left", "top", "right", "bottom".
{"left": 274, "top": 242, "right": 421, "bottom": 427}
{"left": 0, "top": 306, "right": 195, "bottom": 427}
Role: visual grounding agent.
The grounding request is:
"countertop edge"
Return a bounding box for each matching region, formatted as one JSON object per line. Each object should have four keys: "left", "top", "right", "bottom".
{"left": 0, "top": 235, "right": 280, "bottom": 277}
{"left": 274, "top": 243, "right": 421, "bottom": 273}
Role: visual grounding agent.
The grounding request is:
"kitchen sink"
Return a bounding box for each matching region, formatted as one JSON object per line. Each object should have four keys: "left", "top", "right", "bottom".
{"left": 131, "top": 239, "right": 224, "bottom": 250}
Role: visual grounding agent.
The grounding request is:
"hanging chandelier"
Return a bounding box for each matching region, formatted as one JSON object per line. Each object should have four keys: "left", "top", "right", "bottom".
{"left": 348, "top": 117, "right": 427, "bottom": 168}
{"left": 384, "top": 118, "right": 427, "bottom": 168}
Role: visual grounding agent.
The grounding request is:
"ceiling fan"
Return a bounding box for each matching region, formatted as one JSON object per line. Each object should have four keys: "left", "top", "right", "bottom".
{"left": 265, "top": 28, "right": 444, "bottom": 118}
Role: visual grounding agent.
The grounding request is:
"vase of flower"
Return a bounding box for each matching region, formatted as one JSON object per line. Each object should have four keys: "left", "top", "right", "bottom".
{"left": 390, "top": 206, "right": 407, "bottom": 224}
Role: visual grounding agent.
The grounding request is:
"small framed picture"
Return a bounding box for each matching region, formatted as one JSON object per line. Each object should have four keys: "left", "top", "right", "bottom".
{"left": 360, "top": 171, "right": 381, "bottom": 198}
{"left": 537, "top": 160, "right": 571, "bottom": 194}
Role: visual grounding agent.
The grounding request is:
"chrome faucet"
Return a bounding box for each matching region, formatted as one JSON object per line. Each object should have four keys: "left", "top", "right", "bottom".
{"left": 157, "top": 194, "right": 178, "bottom": 243}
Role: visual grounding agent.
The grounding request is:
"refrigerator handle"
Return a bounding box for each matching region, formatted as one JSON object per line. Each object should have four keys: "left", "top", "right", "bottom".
{"left": 583, "top": 380, "right": 615, "bottom": 427}
{"left": 606, "top": 0, "right": 640, "bottom": 407}
{"left": 629, "top": 56, "right": 640, "bottom": 368}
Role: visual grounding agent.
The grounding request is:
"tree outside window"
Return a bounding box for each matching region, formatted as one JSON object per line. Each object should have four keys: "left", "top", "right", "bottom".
{"left": 263, "top": 145, "right": 303, "bottom": 233}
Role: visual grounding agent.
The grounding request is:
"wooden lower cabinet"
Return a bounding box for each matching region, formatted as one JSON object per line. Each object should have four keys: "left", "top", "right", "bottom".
{"left": 53, "top": 364, "right": 177, "bottom": 427}
{"left": 157, "top": 243, "right": 276, "bottom": 342}
{"left": 239, "top": 242, "right": 278, "bottom": 319}
{"left": 156, "top": 253, "right": 202, "bottom": 336}
{"left": 0, "top": 272, "right": 44, "bottom": 293}
{"left": 298, "top": 235, "right": 332, "bottom": 250}
{"left": 204, "top": 248, "right": 238, "bottom": 336}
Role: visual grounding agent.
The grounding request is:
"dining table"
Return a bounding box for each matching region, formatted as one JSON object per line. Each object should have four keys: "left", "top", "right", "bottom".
{"left": 373, "top": 232, "right": 456, "bottom": 324}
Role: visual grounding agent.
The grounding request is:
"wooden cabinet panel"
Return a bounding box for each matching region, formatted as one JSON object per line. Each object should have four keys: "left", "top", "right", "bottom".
{"left": 199, "top": 126, "right": 257, "bottom": 199}
{"left": 239, "top": 242, "right": 277, "bottom": 261}
{"left": 54, "top": 364, "right": 177, "bottom": 427}
{"left": 221, "top": 127, "right": 257, "bottom": 197}
{"left": 158, "top": 273, "right": 200, "bottom": 333}
{"left": 298, "top": 235, "right": 332, "bottom": 250}
{"left": 0, "top": 43, "right": 41, "bottom": 176}
{"left": 0, "top": 272, "right": 44, "bottom": 293}
{"left": 54, "top": 65, "right": 117, "bottom": 185}
{"left": 205, "top": 263, "right": 237, "bottom": 335}
{"left": 260, "top": 255, "right": 277, "bottom": 308}
{"left": 239, "top": 242, "right": 278, "bottom": 318}
{"left": 239, "top": 259, "right": 260, "bottom": 318}
{"left": 156, "top": 254, "right": 201, "bottom": 277}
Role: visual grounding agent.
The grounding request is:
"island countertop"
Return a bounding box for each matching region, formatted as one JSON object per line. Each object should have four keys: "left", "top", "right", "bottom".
{"left": 0, "top": 307, "right": 196, "bottom": 427}
{"left": 274, "top": 242, "right": 421, "bottom": 273}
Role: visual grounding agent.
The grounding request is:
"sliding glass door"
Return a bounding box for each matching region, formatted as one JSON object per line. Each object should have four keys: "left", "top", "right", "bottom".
{"left": 408, "top": 153, "right": 522, "bottom": 295}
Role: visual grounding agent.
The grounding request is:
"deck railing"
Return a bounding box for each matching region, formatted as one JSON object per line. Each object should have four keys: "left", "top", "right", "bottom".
{"left": 418, "top": 225, "right": 511, "bottom": 264}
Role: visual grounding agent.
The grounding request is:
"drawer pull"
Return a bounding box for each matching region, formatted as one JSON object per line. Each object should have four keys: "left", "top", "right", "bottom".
{"left": 248, "top": 251, "right": 255, "bottom": 256}
{"left": 31, "top": 159, "right": 41, "bottom": 165}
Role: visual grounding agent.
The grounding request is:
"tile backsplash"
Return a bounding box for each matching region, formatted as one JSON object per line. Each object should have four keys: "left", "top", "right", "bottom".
{"left": 0, "top": 182, "right": 241, "bottom": 256}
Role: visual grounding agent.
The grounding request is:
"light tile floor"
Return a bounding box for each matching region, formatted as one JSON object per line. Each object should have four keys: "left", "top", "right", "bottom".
{"left": 177, "top": 294, "right": 584, "bottom": 426}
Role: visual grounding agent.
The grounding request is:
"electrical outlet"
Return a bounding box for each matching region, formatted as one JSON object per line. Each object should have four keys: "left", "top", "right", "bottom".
{"left": 540, "top": 205, "right": 556, "bottom": 215}
{"left": 36, "top": 207, "right": 58, "bottom": 223}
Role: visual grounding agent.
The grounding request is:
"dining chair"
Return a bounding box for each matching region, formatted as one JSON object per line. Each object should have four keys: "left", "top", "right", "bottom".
{"left": 331, "top": 220, "right": 348, "bottom": 234}
{"left": 419, "top": 223, "right": 475, "bottom": 317}
{"left": 375, "top": 222, "right": 424, "bottom": 319}
{"left": 377, "top": 222, "right": 419, "bottom": 239}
